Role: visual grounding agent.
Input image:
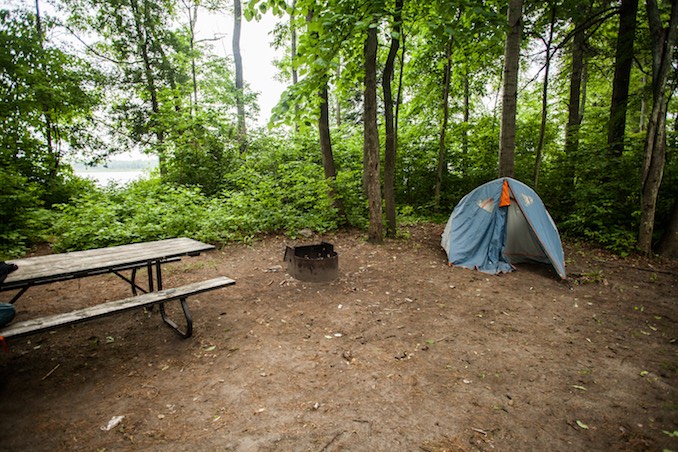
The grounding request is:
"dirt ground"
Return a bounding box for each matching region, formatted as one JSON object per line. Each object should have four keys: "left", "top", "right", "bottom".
{"left": 0, "top": 224, "right": 676, "bottom": 451}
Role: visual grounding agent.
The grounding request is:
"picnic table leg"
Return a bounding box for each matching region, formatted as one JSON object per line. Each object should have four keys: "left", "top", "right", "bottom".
{"left": 159, "top": 297, "right": 193, "bottom": 338}
{"left": 146, "top": 263, "right": 155, "bottom": 292}
{"left": 8, "top": 287, "right": 29, "bottom": 304}
{"left": 155, "top": 260, "right": 163, "bottom": 290}
{"left": 114, "top": 268, "right": 149, "bottom": 296}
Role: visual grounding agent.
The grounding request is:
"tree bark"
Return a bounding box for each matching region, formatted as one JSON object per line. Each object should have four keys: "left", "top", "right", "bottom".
{"left": 462, "top": 68, "right": 469, "bottom": 156}
{"left": 607, "top": 0, "right": 638, "bottom": 157}
{"left": 639, "top": 73, "right": 647, "bottom": 132}
{"left": 363, "top": 24, "right": 382, "bottom": 243}
{"left": 233, "top": 0, "right": 247, "bottom": 153}
{"left": 533, "top": 6, "right": 556, "bottom": 188}
{"left": 383, "top": 0, "right": 403, "bottom": 238}
{"left": 335, "top": 60, "right": 342, "bottom": 127}
{"left": 563, "top": 17, "right": 586, "bottom": 183}
{"left": 290, "top": 0, "right": 298, "bottom": 87}
{"left": 638, "top": 0, "right": 677, "bottom": 255}
{"left": 129, "top": 0, "right": 165, "bottom": 173}
{"left": 318, "top": 84, "right": 345, "bottom": 218}
{"left": 187, "top": 0, "right": 199, "bottom": 114}
{"left": 395, "top": 31, "right": 406, "bottom": 158}
{"left": 290, "top": 0, "right": 300, "bottom": 130}
{"left": 434, "top": 36, "right": 453, "bottom": 209}
{"left": 318, "top": 85, "right": 335, "bottom": 180}
{"left": 34, "top": 0, "right": 56, "bottom": 178}
{"left": 658, "top": 198, "right": 678, "bottom": 258}
{"left": 498, "top": 0, "right": 523, "bottom": 179}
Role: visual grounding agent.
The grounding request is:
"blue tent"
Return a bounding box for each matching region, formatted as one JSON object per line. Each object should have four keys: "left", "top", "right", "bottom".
{"left": 441, "top": 178, "right": 566, "bottom": 279}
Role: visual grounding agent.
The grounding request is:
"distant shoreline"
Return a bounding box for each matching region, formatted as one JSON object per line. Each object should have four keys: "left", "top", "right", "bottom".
{"left": 76, "top": 170, "right": 148, "bottom": 186}
{"left": 71, "top": 158, "right": 158, "bottom": 173}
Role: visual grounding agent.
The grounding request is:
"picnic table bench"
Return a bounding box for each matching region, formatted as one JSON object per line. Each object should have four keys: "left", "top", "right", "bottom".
{"left": 0, "top": 238, "right": 235, "bottom": 342}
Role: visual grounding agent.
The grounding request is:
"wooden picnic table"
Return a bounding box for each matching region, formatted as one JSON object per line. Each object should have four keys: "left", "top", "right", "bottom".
{"left": 1, "top": 238, "right": 215, "bottom": 304}
{"left": 0, "top": 238, "right": 234, "bottom": 340}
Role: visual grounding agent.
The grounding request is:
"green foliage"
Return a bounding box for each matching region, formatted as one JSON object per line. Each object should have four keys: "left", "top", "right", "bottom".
{"left": 553, "top": 132, "right": 644, "bottom": 255}
{"left": 0, "top": 170, "right": 42, "bottom": 258}
{"left": 51, "top": 135, "right": 351, "bottom": 251}
{"left": 3, "top": 0, "right": 676, "bottom": 259}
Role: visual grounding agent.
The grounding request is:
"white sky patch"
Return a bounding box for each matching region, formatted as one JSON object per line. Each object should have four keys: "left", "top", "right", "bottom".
{"left": 198, "top": 10, "right": 287, "bottom": 127}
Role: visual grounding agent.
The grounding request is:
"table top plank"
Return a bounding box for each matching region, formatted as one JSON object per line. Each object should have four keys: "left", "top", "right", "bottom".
{"left": 3, "top": 238, "right": 214, "bottom": 288}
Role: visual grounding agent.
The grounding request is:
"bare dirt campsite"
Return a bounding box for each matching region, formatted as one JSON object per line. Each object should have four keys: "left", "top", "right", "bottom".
{"left": 0, "top": 224, "right": 676, "bottom": 451}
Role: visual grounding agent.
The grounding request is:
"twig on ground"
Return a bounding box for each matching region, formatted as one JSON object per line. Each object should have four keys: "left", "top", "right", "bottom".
{"left": 320, "top": 430, "right": 344, "bottom": 451}
{"left": 42, "top": 364, "right": 60, "bottom": 380}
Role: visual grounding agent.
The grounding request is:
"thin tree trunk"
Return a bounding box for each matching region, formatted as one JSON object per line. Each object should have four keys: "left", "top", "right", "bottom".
{"left": 658, "top": 198, "right": 678, "bottom": 258}
{"left": 638, "top": 0, "right": 677, "bottom": 255}
{"left": 395, "top": 32, "right": 405, "bottom": 157}
{"left": 129, "top": 0, "right": 165, "bottom": 173}
{"left": 318, "top": 84, "right": 345, "bottom": 218}
{"left": 35, "top": 0, "right": 58, "bottom": 179}
{"left": 335, "top": 59, "right": 342, "bottom": 126}
{"left": 639, "top": 73, "right": 646, "bottom": 132}
{"left": 318, "top": 85, "right": 335, "bottom": 179}
{"left": 434, "top": 36, "right": 453, "bottom": 209}
{"left": 290, "top": 0, "right": 300, "bottom": 130}
{"left": 564, "top": 19, "right": 586, "bottom": 184}
{"left": 364, "top": 24, "right": 382, "bottom": 243}
{"left": 233, "top": 0, "right": 247, "bottom": 153}
{"left": 187, "top": 0, "right": 199, "bottom": 114}
{"left": 383, "top": 0, "right": 403, "bottom": 238}
{"left": 607, "top": 0, "right": 638, "bottom": 157}
{"left": 498, "top": 0, "right": 523, "bottom": 179}
{"left": 534, "top": 6, "right": 556, "bottom": 188}
{"left": 462, "top": 68, "right": 469, "bottom": 156}
{"left": 290, "top": 0, "right": 298, "bottom": 86}
{"left": 581, "top": 59, "right": 588, "bottom": 118}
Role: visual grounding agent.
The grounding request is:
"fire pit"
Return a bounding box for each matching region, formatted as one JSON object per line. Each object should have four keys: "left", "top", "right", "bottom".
{"left": 284, "top": 242, "right": 339, "bottom": 283}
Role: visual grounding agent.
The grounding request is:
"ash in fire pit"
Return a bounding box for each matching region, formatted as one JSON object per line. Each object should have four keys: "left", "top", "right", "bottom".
{"left": 284, "top": 242, "right": 338, "bottom": 282}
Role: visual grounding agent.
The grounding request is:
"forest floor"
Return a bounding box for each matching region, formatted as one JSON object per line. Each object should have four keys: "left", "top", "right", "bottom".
{"left": 0, "top": 223, "right": 676, "bottom": 451}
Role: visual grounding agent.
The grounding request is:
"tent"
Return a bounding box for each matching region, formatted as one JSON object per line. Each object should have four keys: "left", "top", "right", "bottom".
{"left": 441, "top": 178, "right": 566, "bottom": 279}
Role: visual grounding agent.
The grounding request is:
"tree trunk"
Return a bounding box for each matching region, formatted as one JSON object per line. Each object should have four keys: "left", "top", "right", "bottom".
{"left": 318, "top": 84, "right": 345, "bottom": 218}
{"left": 335, "top": 60, "right": 342, "bottom": 127}
{"left": 233, "top": 0, "right": 247, "bottom": 153}
{"left": 363, "top": 24, "right": 382, "bottom": 243}
{"left": 462, "top": 68, "right": 469, "bottom": 156}
{"left": 318, "top": 85, "right": 334, "bottom": 180}
{"left": 129, "top": 0, "right": 165, "bottom": 174}
{"left": 434, "top": 36, "right": 453, "bottom": 209}
{"left": 563, "top": 18, "right": 586, "bottom": 184}
{"left": 639, "top": 73, "right": 647, "bottom": 132}
{"left": 498, "top": 0, "right": 523, "bottom": 179}
{"left": 658, "top": 198, "right": 678, "bottom": 258}
{"left": 383, "top": 0, "right": 403, "bottom": 238}
{"left": 35, "top": 0, "right": 56, "bottom": 178}
{"left": 395, "top": 31, "right": 405, "bottom": 157}
{"left": 290, "top": 0, "right": 298, "bottom": 87}
{"left": 290, "top": 0, "right": 300, "bottom": 130}
{"left": 607, "top": 0, "right": 638, "bottom": 157}
{"left": 187, "top": 0, "right": 199, "bottom": 114}
{"left": 533, "top": 6, "right": 556, "bottom": 188}
{"left": 638, "top": 0, "right": 677, "bottom": 255}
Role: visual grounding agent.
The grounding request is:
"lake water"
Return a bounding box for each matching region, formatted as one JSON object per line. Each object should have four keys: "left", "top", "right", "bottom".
{"left": 76, "top": 171, "right": 146, "bottom": 186}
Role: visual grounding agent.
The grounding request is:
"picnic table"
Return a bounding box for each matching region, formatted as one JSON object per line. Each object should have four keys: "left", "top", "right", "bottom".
{"left": 0, "top": 238, "right": 235, "bottom": 341}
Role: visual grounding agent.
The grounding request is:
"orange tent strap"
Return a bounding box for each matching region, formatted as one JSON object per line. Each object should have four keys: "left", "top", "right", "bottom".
{"left": 499, "top": 180, "right": 511, "bottom": 207}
